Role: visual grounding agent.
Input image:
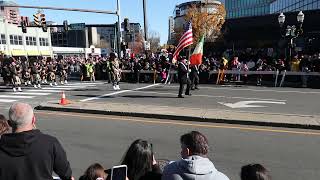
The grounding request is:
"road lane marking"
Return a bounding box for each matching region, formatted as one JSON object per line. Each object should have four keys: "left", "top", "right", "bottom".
{"left": 36, "top": 111, "right": 320, "bottom": 136}
{"left": 27, "top": 89, "right": 62, "bottom": 93}
{"left": 0, "top": 99, "right": 17, "bottom": 103}
{"left": 81, "top": 84, "right": 160, "bottom": 102}
{"left": 42, "top": 87, "right": 74, "bottom": 90}
{"left": 0, "top": 95, "right": 35, "bottom": 99}
{"left": 12, "top": 92, "right": 51, "bottom": 96}
{"left": 133, "top": 91, "right": 287, "bottom": 102}
{"left": 167, "top": 85, "right": 320, "bottom": 94}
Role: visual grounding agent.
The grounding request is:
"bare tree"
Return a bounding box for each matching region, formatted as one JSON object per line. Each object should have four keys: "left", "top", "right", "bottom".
{"left": 148, "top": 31, "right": 161, "bottom": 53}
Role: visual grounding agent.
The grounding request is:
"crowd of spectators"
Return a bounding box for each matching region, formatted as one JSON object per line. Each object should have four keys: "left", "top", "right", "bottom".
{"left": 0, "top": 103, "right": 272, "bottom": 180}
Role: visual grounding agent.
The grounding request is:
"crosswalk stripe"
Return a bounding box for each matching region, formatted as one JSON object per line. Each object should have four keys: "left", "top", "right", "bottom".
{"left": 0, "top": 99, "right": 17, "bottom": 103}
{"left": 27, "top": 89, "right": 62, "bottom": 93}
{"left": 54, "top": 85, "right": 94, "bottom": 88}
{"left": 12, "top": 92, "right": 51, "bottom": 96}
{"left": 0, "top": 95, "right": 35, "bottom": 99}
{"left": 42, "top": 87, "right": 73, "bottom": 90}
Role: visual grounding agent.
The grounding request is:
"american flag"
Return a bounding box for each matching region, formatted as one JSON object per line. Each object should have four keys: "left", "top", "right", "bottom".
{"left": 172, "top": 22, "right": 193, "bottom": 63}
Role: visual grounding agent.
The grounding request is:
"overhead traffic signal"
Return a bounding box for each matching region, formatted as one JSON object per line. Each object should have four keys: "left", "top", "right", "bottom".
{"left": 40, "top": 13, "right": 47, "bottom": 32}
{"left": 21, "top": 20, "right": 27, "bottom": 33}
{"left": 33, "top": 13, "right": 41, "bottom": 26}
{"left": 124, "top": 18, "right": 130, "bottom": 32}
{"left": 63, "top": 20, "right": 69, "bottom": 32}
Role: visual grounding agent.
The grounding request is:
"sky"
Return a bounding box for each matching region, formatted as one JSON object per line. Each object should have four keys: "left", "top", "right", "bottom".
{"left": 15, "top": 0, "right": 223, "bottom": 45}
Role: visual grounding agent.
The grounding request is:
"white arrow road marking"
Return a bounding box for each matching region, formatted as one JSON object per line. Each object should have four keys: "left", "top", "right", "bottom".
{"left": 218, "top": 101, "right": 286, "bottom": 109}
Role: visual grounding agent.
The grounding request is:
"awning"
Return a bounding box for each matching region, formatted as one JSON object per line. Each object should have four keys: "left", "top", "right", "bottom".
{"left": 11, "top": 50, "right": 26, "bottom": 56}
{"left": 40, "top": 50, "right": 52, "bottom": 56}
{"left": 27, "top": 50, "right": 40, "bottom": 56}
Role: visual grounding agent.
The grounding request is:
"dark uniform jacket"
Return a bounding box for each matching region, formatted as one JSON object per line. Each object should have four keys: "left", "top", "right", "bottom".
{"left": 0, "top": 130, "right": 73, "bottom": 180}
{"left": 178, "top": 62, "right": 188, "bottom": 84}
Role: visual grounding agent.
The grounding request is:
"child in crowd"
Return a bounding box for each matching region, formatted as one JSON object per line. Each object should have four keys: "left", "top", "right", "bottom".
{"left": 241, "top": 164, "right": 271, "bottom": 180}
{"left": 79, "top": 163, "right": 107, "bottom": 180}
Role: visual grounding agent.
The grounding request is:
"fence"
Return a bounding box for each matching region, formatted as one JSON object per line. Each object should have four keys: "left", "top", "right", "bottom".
{"left": 119, "top": 69, "right": 320, "bottom": 88}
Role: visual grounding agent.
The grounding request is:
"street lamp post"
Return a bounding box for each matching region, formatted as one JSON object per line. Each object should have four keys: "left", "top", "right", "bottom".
{"left": 278, "top": 11, "right": 304, "bottom": 64}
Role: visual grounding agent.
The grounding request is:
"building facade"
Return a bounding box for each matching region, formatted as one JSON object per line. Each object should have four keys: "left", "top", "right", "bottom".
{"left": 168, "top": 16, "right": 174, "bottom": 44}
{"left": 0, "top": 0, "right": 20, "bottom": 25}
{"left": 226, "top": 0, "right": 320, "bottom": 19}
{"left": 225, "top": 0, "right": 273, "bottom": 19}
{"left": 170, "top": 0, "right": 222, "bottom": 44}
{"left": 270, "top": 0, "right": 320, "bottom": 14}
{"left": 0, "top": 18, "right": 52, "bottom": 57}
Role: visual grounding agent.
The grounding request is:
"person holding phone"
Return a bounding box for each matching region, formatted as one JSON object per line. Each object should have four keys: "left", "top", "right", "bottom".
{"left": 106, "top": 139, "right": 161, "bottom": 180}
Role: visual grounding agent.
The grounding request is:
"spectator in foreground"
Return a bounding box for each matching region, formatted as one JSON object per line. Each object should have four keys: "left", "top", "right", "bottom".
{"left": 241, "top": 164, "right": 271, "bottom": 180}
{"left": 79, "top": 163, "right": 106, "bottom": 180}
{"left": 107, "top": 139, "right": 162, "bottom": 180}
{"left": 0, "top": 103, "right": 74, "bottom": 180}
{"left": 162, "top": 131, "right": 229, "bottom": 180}
{"left": 0, "top": 114, "right": 10, "bottom": 137}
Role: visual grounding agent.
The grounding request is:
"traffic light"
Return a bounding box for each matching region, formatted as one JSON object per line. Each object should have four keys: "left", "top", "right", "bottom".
{"left": 124, "top": 18, "right": 130, "bottom": 32}
{"left": 33, "top": 13, "right": 41, "bottom": 26}
{"left": 63, "top": 20, "right": 68, "bottom": 32}
{"left": 21, "top": 20, "right": 27, "bottom": 33}
{"left": 40, "top": 13, "right": 47, "bottom": 32}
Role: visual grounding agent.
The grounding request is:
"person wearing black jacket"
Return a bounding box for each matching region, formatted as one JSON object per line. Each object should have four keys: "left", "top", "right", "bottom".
{"left": 178, "top": 58, "right": 191, "bottom": 98}
{"left": 0, "top": 103, "right": 73, "bottom": 180}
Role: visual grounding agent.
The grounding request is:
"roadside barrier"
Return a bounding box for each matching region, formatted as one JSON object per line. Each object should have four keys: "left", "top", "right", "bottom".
{"left": 119, "top": 70, "right": 320, "bottom": 87}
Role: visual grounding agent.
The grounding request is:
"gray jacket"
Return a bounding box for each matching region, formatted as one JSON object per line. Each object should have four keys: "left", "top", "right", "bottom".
{"left": 162, "top": 155, "right": 229, "bottom": 180}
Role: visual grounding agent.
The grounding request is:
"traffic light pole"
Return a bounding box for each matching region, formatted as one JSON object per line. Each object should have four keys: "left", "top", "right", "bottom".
{"left": 143, "top": 0, "right": 148, "bottom": 41}
{"left": 116, "top": 0, "right": 122, "bottom": 58}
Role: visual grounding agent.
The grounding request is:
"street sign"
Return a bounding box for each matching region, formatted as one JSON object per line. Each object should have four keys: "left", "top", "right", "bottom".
{"left": 218, "top": 101, "right": 286, "bottom": 109}
{"left": 70, "top": 23, "right": 86, "bottom": 30}
{"left": 144, "top": 41, "right": 150, "bottom": 51}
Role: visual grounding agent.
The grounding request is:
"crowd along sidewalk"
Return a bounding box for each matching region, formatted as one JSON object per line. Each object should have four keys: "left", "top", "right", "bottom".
{"left": 36, "top": 101, "right": 320, "bottom": 130}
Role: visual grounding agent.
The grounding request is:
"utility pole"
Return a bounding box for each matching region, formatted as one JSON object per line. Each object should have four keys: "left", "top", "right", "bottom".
{"left": 143, "top": 0, "right": 148, "bottom": 42}
{"left": 116, "top": 0, "right": 122, "bottom": 58}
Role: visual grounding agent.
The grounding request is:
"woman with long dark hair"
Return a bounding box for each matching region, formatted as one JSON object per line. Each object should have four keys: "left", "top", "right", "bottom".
{"left": 121, "top": 139, "right": 162, "bottom": 180}
{"left": 0, "top": 114, "right": 10, "bottom": 137}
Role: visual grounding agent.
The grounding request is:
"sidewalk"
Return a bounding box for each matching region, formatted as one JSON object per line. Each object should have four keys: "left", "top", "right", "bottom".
{"left": 36, "top": 101, "right": 320, "bottom": 130}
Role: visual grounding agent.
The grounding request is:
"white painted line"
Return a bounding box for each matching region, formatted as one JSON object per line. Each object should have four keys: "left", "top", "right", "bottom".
{"left": 12, "top": 92, "right": 51, "bottom": 96}
{"left": 133, "top": 91, "right": 287, "bottom": 102}
{"left": 0, "top": 99, "right": 17, "bottom": 103}
{"left": 168, "top": 85, "right": 320, "bottom": 94}
{"left": 81, "top": 84, "right": 160, "bottom": 102}
{"left": 55, "top": 85, "right": 95, "bottom": 88}
{"left": 70, "top": 82, "right": 104, "bottom": 85}
{"left": 27, "top": 89, "right": 62, "bottom": 93}
{"left": 42, "top": 87, "right": 73, "bottom": 90}
{"left": 0, "top": 95, "right": 35, "bottom": 99}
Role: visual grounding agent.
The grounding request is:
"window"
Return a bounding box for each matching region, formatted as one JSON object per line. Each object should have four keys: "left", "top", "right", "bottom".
{"left": 0, "top": 34, "right": 6, "bottom": 44}
{"left": 9, "top": 35, "right": 22, "bottom": 45}
{"left": 39, "top": 38, "right": 49, "bottom": 46}
{"left": 26, "top": 36, "right": 37, "bottom": 46}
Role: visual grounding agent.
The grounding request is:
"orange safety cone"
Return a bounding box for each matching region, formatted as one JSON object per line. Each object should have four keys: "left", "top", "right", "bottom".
{"left": 59, "top": 91, "right": 69, "bottom": 105}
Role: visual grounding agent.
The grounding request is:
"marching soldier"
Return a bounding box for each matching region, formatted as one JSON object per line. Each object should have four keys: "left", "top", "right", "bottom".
{"left": 190, "top": 64, "right": 200, "bottom": 90}
{"left": 47, "top": 61, "right": 57, "bottom": 87}
{"left": 178, "top": 58, "right": 191, "bottom": 98}
{"left": 10, "top": 62, "right": 22, "bottom": 92}
{"left": 109, "top": 53, "right": 121, "bottom": 90}
{"left": 31, "top": 61, "right": 41, "bottom": 89}
{"left": 22, "top": 60, "right": 31, "bottom": 86}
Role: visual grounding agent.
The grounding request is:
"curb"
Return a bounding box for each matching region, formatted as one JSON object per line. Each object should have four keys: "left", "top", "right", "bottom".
{"left": 35, "top": 105, "right": 320, "bottom": 130}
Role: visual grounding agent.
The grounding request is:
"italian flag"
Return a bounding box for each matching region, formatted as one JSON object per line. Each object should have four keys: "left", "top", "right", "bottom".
{"left": 190, "top": 36, "right": 204, "bottom": 65}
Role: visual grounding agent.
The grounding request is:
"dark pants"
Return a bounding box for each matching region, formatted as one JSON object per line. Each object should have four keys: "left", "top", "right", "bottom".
{"left": 191, "top": 73, "right": 199, "bottom": 89}
{"left": 179, "top": 79, "right": 191, "bottom": 96}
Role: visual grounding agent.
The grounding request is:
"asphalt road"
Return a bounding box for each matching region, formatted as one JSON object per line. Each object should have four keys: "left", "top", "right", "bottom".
{"left": 70, "top": 82, "right": 320, "bottom": 116}
{"left": 30, "top": 111, "right": 320, "bottom": 180}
